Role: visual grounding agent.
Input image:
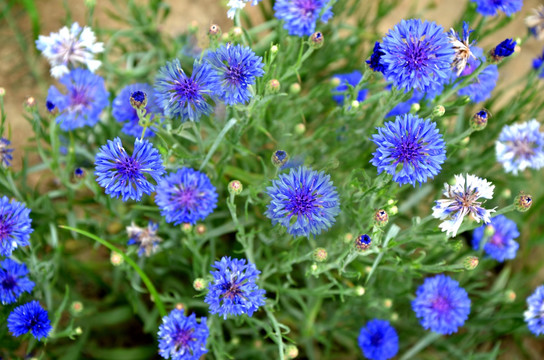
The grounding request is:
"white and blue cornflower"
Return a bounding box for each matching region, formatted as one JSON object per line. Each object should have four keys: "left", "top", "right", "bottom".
{"left": 227, "top": 0, "right": 261, "bottom": 19}
{"left": 126, "top": 222, "right": 162, "bottom": 257}
{"left": 448, "top": 22, "right": 476, "bottom": 76}
{"left": 526, "top": 5, "right": 544, "bottom": 41}
{"left": 35, "top": 22, "right": 104, "bottom": 78}
{"left": 0, "top": 138, "right": 14, "bottom": 167}
{"left": 525, "top": 285, "right": 544, "bottom": 336}
{"left": 432, "top": 174, "right": 496, "bottom": 238}
{"left": 455, "top": 47, "right": 499, "bottom": 103}
{"left": 158, "top": 310, "right": 208, "bottom": 360}
{"left": 495, "top": 120, "right": 544, "bottom": 175}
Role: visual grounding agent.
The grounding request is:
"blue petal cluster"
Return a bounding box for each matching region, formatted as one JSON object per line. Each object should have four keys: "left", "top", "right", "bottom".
{"left": 371, "top": 114, "right": 446, "bottom": 186}
{"left": 0, "top": 196, "right": 33, "bottom": 257}
{"left": 155, "top": 168, "right": 218, "bottom": 225}
{"left": 204, "top": 256, "right": 266, "bottom": 319}
{"left": 357, "top": 319, "right": 399, "bottom": 360}
{"left": 471, "top": 0, "right": 522, "bottom": 17}
{"left": 379, "top": 19, "right": 454, "bottom": 93}
{"left": 492, "top": 38, "right": 516, "bottom": 58}
{"left": 495, "top": 120, "right": 544, "bottom": 174}
{"left": 472, "top": 215, "right": 520, "bottom": 262}
{"left": 412, "top": 274, "right": 471, "bottom": 335}
{"left": 112, "top": 83, "right": 163, "bottom": 138}
{"left": 0, "top": 259, "right": 35, "bottom": 305}
{"left": 525, "top": 285, "right": 544, "bottom": 336}
{"left": 94, "top": 137, "right": 165, "bottom": 201}
{"left": 367, "top": 42, "right": 386, "bottom": 73}
{"left": 533, "top": 50, "right": 544, "bottom": 78}
{"left": 456, "top": 47, "right": 499, "bottom": 103}
{"left": 46, "top": 68, "right": 109, "bottom": 131}
{"left": 0, "top": 137, "right": 13, "bottom": 167}
{"left": 8, "top": 300, "right": 52, "bottom": 340}
{"left": 273, "top": 0, "right": 334, "bottom": 37}
{"left": 265, "top": 166, "right": 340, "bottom": 238}
{"left": 331, "top": 71, "right": 368, "bottom": 105}
{"left": 206, "top": 44, "right": 265, "bottom": 105}
{"left": 158, "top": 310, "right": 208, "bottom": 360}
{"left": 155, "top": 59, "right": 219, "bottom": 122}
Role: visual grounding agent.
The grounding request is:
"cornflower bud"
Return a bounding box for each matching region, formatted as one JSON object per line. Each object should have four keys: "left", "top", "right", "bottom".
{"left": 450, "top": 239, "right": 463, "bottom": 252}
{"left": 515, "top": 192, "right": 532, "bottom": 212}
{"left": 25, "top": 97, "right": 36, "bottom": 108}
{"left": 195, "top": 224, "right": 206, "bottom": 235}
{"left": 228, "top": 180, "right": 243, "bottom": 195}
{"left": 432, "top": 105, "right": 445, "bottom": 118}
{"left": 267, "top": 79, "right": 281, "bottom": 93}
{"left": 0, "top": 88, "right": 5, "bottom": 96}
{"left": 384, "top": 299, "right": 393, "bottom": 308}
{"left": 490, "top": 38, "right": 517, "bottom": 62}
{"left": 70, "top": 301, "right": 84, "bottom": 315}
{"left": 471, "top": 109, "right": 489, "bottom": 131}
{"left": 130, "top": 90, "right": 147, "bottom": 110}
{"left": 410, "top": 103, "right": 420, "bottom": 112}
{"left": 505, "top": 290, "right": 516, "bottom": 302}
{"left": 374, "top": 209, "right": 388, "bottom": 226}
{"left": 294, "top": 123, "right": 306, "bottom": 135}
{"left": 355, "top": 286, "right": 365, "bottom": 296}
{"left": 355, "top": 234, "right": 372, "bottom": 251}
{"left": 313, "top": 247, "right": 328, "bottom": 262}
{"left": 181, "top": 223, "right": 192, "bottom": 233}
{"left": 285, "top": 345, "right": 299, "bottom": 359}
{"left": 110, "top": 252, "right": 123, "bottom": 266}
{"left": 464, "top": 256, "right": 479, "bottom": 270}
{"left": 289, "top": 83, "right": 301, "bottom": 94}
{"left": 272, "top": 150, "right": 289, "bottom": 168}
{"left": 309, "top": 31, "right": 324, "bottom": 49}
{"left": 74, "top": 167, "right": 85, "bottom": 179}
{"left": 175, "top": 303, "right": 185, "bottom": 311}
{"left": 193, "top": 278, "right": 206, "bottom": 291}
{"left": 208, "top": 24, "right": 222, "bottom": 40}
{"left": 270, "top": 44, "right": 279, "bottom": 54}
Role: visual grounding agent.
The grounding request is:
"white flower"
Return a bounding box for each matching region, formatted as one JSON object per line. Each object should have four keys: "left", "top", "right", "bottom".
{"left": 526, "top": 5, "right": 544, "bottom": 41}
{"left": 226, "top": 0, "right": 261, "bottom": 19}
{"left": 35, "top": 22, "right": 104, "bottom": 78}
{"left": 448, "top": 22, "right": 475, "bottom": 76}
{"left": 432, "top": 174, "right": 496, "bottom": 237}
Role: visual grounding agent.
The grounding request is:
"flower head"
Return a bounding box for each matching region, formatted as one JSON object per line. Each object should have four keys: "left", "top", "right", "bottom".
{"left": 432, "top": 174, "right": 496, "bottom": 237}
{"left": 265, "top": 166, "right": 340, "bottom": 238}
{"left": 525, "top": 285, "right": 544, "bottom": 336}
{"left": 205, "top": 44, "right": 264, "bottom": 105}
{"left": 472, "top": 215, "right": 519, "bottom": 262}
{"left": 158, "top": 310, "right": 208, "bottom": 360}
{"left": 8, "top": 300, "right": 52, "bottom": 340}
{"left": 127, "top": 222, "right": 162, "bottom": 257}
{"left": 0, "top": 259, "right": 35, "bottom": 305}
{"left": 273, "top": 0, "right": 333, "bottom": 37}
{"left": 46, "top": 68, "right": 109, "bottom": 131}
{"left": 496, "top": 120, "right": 544, "bottom": 175}
{"left": 533, "top": 51, "right": 544, "bottom": 78}
{"left": 331, "top": 71, "right": 368, "bottom": 105}
{"left": 371, "top": 114, "right": 446, "bottom": 187}
{"left": 155, "top": 168, "right": 218, "bottom": 225}
{"left": 367, "top": 42, "right": 386, "bottom": 73}
{"left": 490, "top": 38, "right": 517, "bottom": 60}
{"left": 94, "top": 137, "right": 165, "bottom": 201}
{"left": 112, "top": 83, "right": 163, "bottom": 138}
{"left": 456, "top": 47, "right": 499, "bottom": 103}
{"left": 35, "top": 22, "right": 104, "bottom": 78}
{"left": 357, "top": 319, "right": 399, "bottom": 360}
{"left": 227, "top": 0, "right": 262, "bottom": 19}
{"left": 412, "top": 274, "right": 471, "bottom": 335}
{"left": 471, "top": 0, "right": 522, "bottom": 17}
{"left": 0, "top": 138, "right": 13, "bottom": 167}
{"left": 155, "top": 59, "right": 219, "bottom": 122}
{"left": 355, "top": 234, "right": 372, "bottom": 251}
{"left": 379, "top": 19, "right": 454, "bottom": 93}
{"left": 448, "top": 22, "right": 476, "bottom": 76}
{"left": 0, "top": 196, "right": 33, "bottom": 257}
{"left": 526, "top": 5, "right": 544, "bottom": 40}
{"left": 204, "top": 256, "right": 266, "bottom": 319}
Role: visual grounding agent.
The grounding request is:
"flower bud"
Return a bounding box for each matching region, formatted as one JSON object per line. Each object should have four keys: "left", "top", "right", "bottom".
{"left": 384, "top": 299, "right": 393, "bottom": 308}
{"left": 195, "top": 224, "right": 206, "bottom": 235}
{"left": 309, "top": 31, "right": 324, "bottom": 48}
{"left": 490, "top": 38, "right": 516, "bottom": 62}
{"left": 272, "top": 150, "right": 289, "bottom": 168}
{"left": 432, "top": 105, "right": 445, "bottom": 118}
{"left": 0, "top": 88, "right": 5, "bottom": 96}
{"left": 355, "top": 234, "right": 372, "bottom": 251}
{"left": 351, "top": 100, "right": 360, "bottom": 109}
{"left": 266, "top": 79, "right": 281, "bottom": 94}
{"left": 193, "top": 278, "right": 207, "bottom": 291}
{"left": 75, "top": 326, "right": 83, "bottom": 335}
{"left": 228, "top": 180, "right": 243, "bottom": 195}
{"left": 208, "top": 24, "right": 222, "bottom": 40}
{"left": 285, "top": 345, "right": 299, "bottom": 359}
{"left": 130, "top": 90, "right": 147, "bottom": 110}
{"left": 289, "top": 83, "right": 301, "bottom": 94}
{"left": 110, "top": 252, "right": 123, "bottom": 266}
{"left": 46, "top": 100, "right": 57, "bottom": 114}
{"left": 310, "top": 263, "right": 318, "bottom": 272}
{"left": 391, "top": 312, "right": 399, "bottom": 321}
{"left": 270, "top": 44, "right": 279, "bottom": 54}
{"left": 175, "top": 303, "right": 185, "bottom": 311}
{"left": 70, "top": 301, "right": 84, "bottom": 315}
{"left": 483, "top": 224, "right": 495, "bottom": 238}
{"left": 464, "top": 256, "right": 479, "bottom": 270}
{"left": 313, "top": 247, "right": 328, "bottom": 262}
{"left": 515, "top": 193, "right": 532, "bottom": 212}
{"left": 505, "top": 289, "right": 516, "bottom": 302}
{"left": 355, "top": 286, "right": 365, "bottom": 296}
{"left": 330, "top": 76, "right": 341, "bottom": 87}
{"left": 294, "top": 123, "right": 306, "bottom": 135}
{"left": 344, "top": 233, "right": 353, "bottom": 243}
{"left": 471, "top": 109, "right": 489, "bottom": 131}
{"left": 501, "top": 188, "right": 511, "bottom": 198}
{"left": 374, "top": 209, "right": 388, "bottom": 226}
{"left": 25, "top": 97, "right": 36, "bottom": 108}
{"left": 410, "top": 103, "right": 421, "bottom": 113}
{"left": 181, "top": 223, "right": 192, "bottom": 233}
{"left": 231, "top": 27, "right": 243, "bottom": 38}
{"left": 74, "top": 167, "right": 85, "bottom": 179}
{"left": 188, "top": 21, "right": 198, "bottom": 34}
{"left": 389, "top": 205, "right": 398, "bottom": 215}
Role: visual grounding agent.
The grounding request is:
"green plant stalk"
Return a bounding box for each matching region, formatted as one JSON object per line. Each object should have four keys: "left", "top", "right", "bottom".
{"left": 199, "top": 118, "right": 238, "bottom": 171}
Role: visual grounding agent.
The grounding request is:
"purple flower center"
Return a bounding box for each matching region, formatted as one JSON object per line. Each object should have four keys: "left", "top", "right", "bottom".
{"left": 431, "top": 296, "right": 452, "bottom": 313}
{"left": 116, "top": 157, "right": 141, "bottom": 178}
{"left": 392, "top": 137, "right": 424, "bottom": 164}
{"left": 0, "top": 218, "right": 14, "bottom": 241}
{"left": 174, "top": 328, "right": 194, "bottom": 350}
{"left": 225, "top": 64, "right": 246, "bottom": 86}
{"left": 174, "top": 188, "right": 199, "bottom": 210}
{"left": 174, "top": 78, "right": 199, "bottom": 100}
{"left": 370, "top": 332, "right": 384, "bottom": 346}
{"left": 287, "top": 191, "right": 316, "bottom": 216}
{"left": 1, "top": 275, "right": 16, "bottom": 290}
{"left": 295, "top": 0, "right": 318, "bottom": 16}
{"left": 509, "top": 140, "right": 535, "bottom": 159}
{"left": 489, "top": 233, "right": 505, "bottom": 248}
{"left": 70, "top": 87, "right": 91, "bottom": 111}
{"left": 221, "top": 280, "right": 244, "bottom": 300}
{"left": 403, "top": 37, "right": 432, "bottom": 71}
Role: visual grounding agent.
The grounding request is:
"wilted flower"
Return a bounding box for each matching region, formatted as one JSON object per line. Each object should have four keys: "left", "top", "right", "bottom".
{"left": 126, "top": 222, "right": 162, "bottom": 257}
{"left": 526, "top": 5, "right": 544, "bottom": 40}
{"left": 448, "top": 22, "right": 476, "bottom": 76}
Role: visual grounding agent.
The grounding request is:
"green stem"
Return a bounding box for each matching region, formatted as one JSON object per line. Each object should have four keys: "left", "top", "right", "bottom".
{"left": 265, "top": 307, "right": 285, "bottom": 360}
{"left": 399, "top": 332, "right": 441, "bottom": 360}
{"left": 199, "top": 118, "right": 238, "bottom": 171}
{"left": 59, "top": 225, "right": 167, "bottom": 317}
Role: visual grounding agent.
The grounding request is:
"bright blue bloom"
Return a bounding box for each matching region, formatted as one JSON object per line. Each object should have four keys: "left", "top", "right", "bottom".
{"left": 456, "top": 47, "right": 499, "bottom": 103}
{"left": 205, "top": 44, "right": 265, "bottom": 105}
{"left": 204, "top": 256, "right": 266, "bottom": 320}
{"left": 46, "top": 68, "right": 109, "bottom": 131}
{"left": 94, "top": 137, "right": 165, "bottom": 202}
{"left": 371, "top": 114, "right": 446, "bottom": 187}
{"left": 471, "top": 0, "right": 523, "bottom": 17}
{"left": 155, "top": 59, "right": 219, "bottom": 122}
{"left": 0, "top": 196, "right": 33, "bottom": 257}
{"left": 158, "top": 310, "right": 208, "bottom": 360}
{"left": 0, "top": 138, "right": 13, "bottom": 167}
{"left": 355, "top": 234, "right": 372, "bottom": 251}
{"left": 331, "top": 71, "right": 368, "bottom": 105}
{"left": 273, "top": 0, "right": 334, "bottom": 37}
{"left": 495, "top": 119, "right": 544, "bottom": 174}
{"left": 112, "top": 83, "right": 163, "bottom": 138}
{"left": 155, "top": 168, "right": 218, "bottom": 225}
{"left": 266, "top": 166, "right": 340, "bottom": 238}
{"left": 412, "top": 274, "right": 471, "bottom": 335}
{"left": 492, "top": 38, "right": 516, "bottom": 59}
{"left": 533, "top": 50, "right": 544, "bottom": 78}
{"left": 379, "top": 19, "right": 454, "bottom": 93}
{"left": 367, "top": 42, "right": 386, "bottom": 73}
{"left": 126, "top": 222, "right": 162, "bottom": 257}
{"left": 0, "top": 259, "right": 35, "bottom": 305}
{"left": 358, "top": 319, "right": 399, "bottom": 360}
{"left": 8, "top": 300, "right": 52, "bottom": 340}
{"left": 525, "top": 285, "right": 544, "bottom": 336}
{"left": 472, "top": 215, "right": 519, "bottom": 262}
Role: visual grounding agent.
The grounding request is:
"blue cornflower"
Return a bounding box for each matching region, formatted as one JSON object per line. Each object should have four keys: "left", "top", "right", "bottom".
{"left": 8, "top": 300, "right": 52, "bottom": 340}
{"left": 112, "top": 83, "right": 163, "bottom": 138}
{"left": 367, "top": 42, "right": 386, "bottom": 73}
{"left": 265, "top": 166, "right": 340, "bottom": 238}
{"left": 331, "top": 71, "right": 368, "bottom": 105}
{"left": 471, "top": 0, "right": 523, "bottom": 17}
{"left": 155, "top": 168, "right": 218, "bottom": 225}
{"left": 158, "top": 310, "right": 208, "bottom": 360}
{"left": 357, "top": 319, "right": 399, "bottom": 360}
{"left": 491, "top": 38, "right": 517, "bottom": 60}
{"left": 412, "top": 274, "right": 471, "bottom": 335}
{"left": 94, "top": 137, "right": 165, "bottom": 201}
{"left": 370, "top": 114, "right": 446, "bottom": 187}
{"left": 205, "top": 44, "right": 265, "bottom": 105}
{"left": 0, "top": 137, "right": 14, "bottom": 167}
{"left": 455, "top": 47, "right": 499, "bottom": 103}
{"left": 155, "top": 59, "right": 219, "bottom": 122}
{"left": 533, "top": 50, "right": 544, "bottom": 78}
{"left": 0, "top": 196, "right": 33, "bottom": 257}
{"left": 126, "top": 222, "right": 162, "bottom": 257}
{"left": 204, "top": 256, "right": 266, "bottom": 320}
{"left": 525, "top": 285, "right": 544, "bottom": 336}
{"left": 273, "top": 0, "right": 334, "bottom": 37}
{"left": 0, "top": 259, "right": 35, "bottom": 305}
{"left": 472, "top": 215, "right": 519, "bottom": 262}
{"left": 46, "top": 68, "right": 109, "bottom": 131}
{"left": 379, "top": 19, "right": 454, "bottom": 93}
{"left": 496, "top": 120, "right": 544, "bottom": 174}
